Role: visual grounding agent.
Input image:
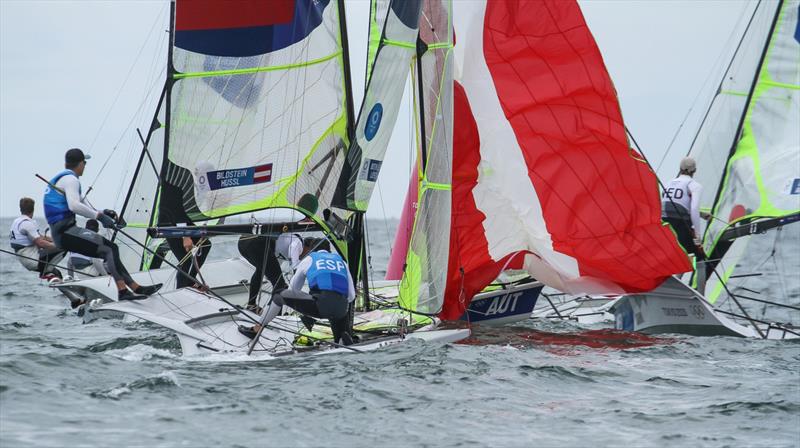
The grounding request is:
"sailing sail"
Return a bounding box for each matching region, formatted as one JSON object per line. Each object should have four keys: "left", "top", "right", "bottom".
{"left": 334, "top": 0, "right": 423, "bottom": 211}
{"left": 434, "top": 0, "right": 692, "bottom": 319}
{"left": 158, "top": 0, "right": 355, "bottom": 230}
{"left": 397, "top": 0, "right": 454, "bottom": 314}
{"left": 116, "top": 89, "right": 168, "bottom": 271}
{"left": 699, "top": 0, "right": 800, "bottom": 303}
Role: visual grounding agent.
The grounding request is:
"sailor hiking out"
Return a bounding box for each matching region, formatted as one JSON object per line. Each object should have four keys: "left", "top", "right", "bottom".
{"left": 9, "top": 197, "right": 65, "bottom": 280}
{"left": 239, "top": 238, "right": 356, "bottom": 346}
{"left": 662, "top": 157, "right": 706, "bottom": 259}
{"left": 43, "top": 148, "right": 162, "bottom": 301}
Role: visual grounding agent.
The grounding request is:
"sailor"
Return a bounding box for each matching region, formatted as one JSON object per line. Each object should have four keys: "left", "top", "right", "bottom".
{"left": 66, "top": 219, "right": 108, "bottom": 278}
{"left": 9, "top": 197, "right": 65, "bottom": 280}
{"left": 43, "top": 148, "right": 161, "bottom": 300}
{"left": 239, "top": 238, "right": 356, "bottom": 346}
{"left": 158, "top": 181, "right": 212, "bottom": 289}
{"left": 237, "top": 229, "right": 304, "bottom": 311}
{"left": 662, "top": 157, "right": 705, "bottom": 258}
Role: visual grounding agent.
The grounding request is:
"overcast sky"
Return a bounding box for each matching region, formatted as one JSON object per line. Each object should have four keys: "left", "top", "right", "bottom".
{"left": 0, "top": 0, "right": 752, "bottom": 219}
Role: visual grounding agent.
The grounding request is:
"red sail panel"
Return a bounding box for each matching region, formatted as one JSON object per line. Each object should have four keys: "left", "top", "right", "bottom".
{"left": 482, "top": 0, "right": 691, "bottom": 291}
{"left": 441, "top": 0, "right": 691, "bottom": 320}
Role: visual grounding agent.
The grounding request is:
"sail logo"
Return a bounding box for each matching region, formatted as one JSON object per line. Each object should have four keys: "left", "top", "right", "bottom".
{"left": 206, "top": 163, "right": 273, "bottom": 190}
{"left": 359, "top": 159, "right": 382, "bottom": 182}
{"left": 365, "top": 103, "right": 383, "bottom": 141}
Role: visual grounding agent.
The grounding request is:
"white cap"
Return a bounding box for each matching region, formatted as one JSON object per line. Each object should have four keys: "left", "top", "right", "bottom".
{"left": 680, "top": 157, "right": 696, "bottom": 172}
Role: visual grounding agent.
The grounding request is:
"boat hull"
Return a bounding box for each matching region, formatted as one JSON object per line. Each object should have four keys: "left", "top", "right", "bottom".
{"left": 609, "top": 276, "right": 797, "bottom": 339}
{"left": 460, "top": 282, "right": 543, "bottom": 325}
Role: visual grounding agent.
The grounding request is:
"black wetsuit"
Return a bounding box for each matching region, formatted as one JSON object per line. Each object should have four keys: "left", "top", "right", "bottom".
{"left": 52, "top": 217, "right": 134, "bottom": 284}
{"left": 237, "top": 235, "right": 288, "bottom": 306}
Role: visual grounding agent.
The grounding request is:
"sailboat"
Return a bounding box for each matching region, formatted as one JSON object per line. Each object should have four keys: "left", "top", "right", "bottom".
{"left": 611, "top": 0, "right": 800, "bottom": 339}
{"left": 93, "top": 0, "right": 692, "bottom": 356}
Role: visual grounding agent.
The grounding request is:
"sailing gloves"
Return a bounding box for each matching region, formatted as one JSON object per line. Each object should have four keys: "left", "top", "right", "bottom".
{"left": 97, "top": 209, "right": 119, "bottom": 229}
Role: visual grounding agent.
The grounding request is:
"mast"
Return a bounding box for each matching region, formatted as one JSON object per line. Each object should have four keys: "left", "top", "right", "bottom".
{"left": 415, "top": 35, "right": 429, "bottom": 173}
{"left": 337, "top": 0, "right": 369, "bottom": 310}
{"left": 159, "top": 0, "right": 176, "bottom": 208}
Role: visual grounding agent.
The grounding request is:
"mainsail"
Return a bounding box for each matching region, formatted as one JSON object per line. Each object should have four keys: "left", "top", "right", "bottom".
{"left": 694, "top": 0, "right": 800, "bottom": 303}
{"left": 158, "top": 0, "right": 355, "bottom": 231}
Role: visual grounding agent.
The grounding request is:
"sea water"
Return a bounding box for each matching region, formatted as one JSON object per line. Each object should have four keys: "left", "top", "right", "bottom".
{"left": 1, "top": 218, "right": 798, "bottom": 447}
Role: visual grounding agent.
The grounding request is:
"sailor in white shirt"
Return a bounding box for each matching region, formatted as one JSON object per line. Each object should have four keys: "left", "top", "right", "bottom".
{"left": 662, "top": 157, "right": 705, "bottom": 258}
{"left": 9, "top": 197, "right": 65, "bottom": 279}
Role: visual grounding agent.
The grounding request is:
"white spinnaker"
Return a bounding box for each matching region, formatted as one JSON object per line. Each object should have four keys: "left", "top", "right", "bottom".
{"left": 168, "top": 2, "right": 350, "bottom": 221}
{"left": 688, "top": 1, "right": 779, "bottom": 215}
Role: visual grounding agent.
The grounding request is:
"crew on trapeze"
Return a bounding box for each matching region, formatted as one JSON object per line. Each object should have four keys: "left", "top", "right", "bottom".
{"left": 9, "top": 197, "right": 65, "bottom": 281}
{"left": 239, "top": 237, "right": 356, "bottom": 346}
{"left": 662, "top": 156, "right": 706, "bottom": 259}
{"left": 43, "top": 148, "right": 162, "bottom": 301}
{"left": 237, "top": 227, "right": 304, "bottom": 313}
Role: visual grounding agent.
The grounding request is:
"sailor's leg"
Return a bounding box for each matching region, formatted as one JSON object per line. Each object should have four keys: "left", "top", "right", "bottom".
{"left": 166, "top": 237, "right": 193, "bottom": 288}
{"left": 238, "top": 236, "right": 267, "bottom": 305}
{"left": 259, "top": 292, "right": 285, "bottom": 327}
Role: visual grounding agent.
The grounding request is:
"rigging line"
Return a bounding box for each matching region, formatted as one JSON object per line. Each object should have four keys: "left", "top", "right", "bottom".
{"left": 655, "top": 1, "right": 757, "bottom": 172}
{"left": 85, "top": 3, "right": 168, "bottom": 161}
{"left": 682, "top": 0, "right": 765, "bottom": 164}
{"left": 90, "top": 70, "right": 166, "bottom": 192}
{"left": 375, "top": 182, "right": 392, "bottom": 258}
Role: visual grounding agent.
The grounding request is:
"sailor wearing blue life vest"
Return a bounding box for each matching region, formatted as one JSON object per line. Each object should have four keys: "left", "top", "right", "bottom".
{"left": 239, "top": 237, "right": 356, "bottom": 346}
{"left": 43, "top": 148, "right": 162, "bottom": 301}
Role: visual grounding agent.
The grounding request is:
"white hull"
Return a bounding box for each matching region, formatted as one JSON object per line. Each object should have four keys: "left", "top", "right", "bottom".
{"left": 91, "top": 289, "right": 469, "bottom": 357}
{"left": 52, "top": 257, "right": 255, "bottom": 316}
{"left": 610, "top": 277, "right": 798, "bottom": 340}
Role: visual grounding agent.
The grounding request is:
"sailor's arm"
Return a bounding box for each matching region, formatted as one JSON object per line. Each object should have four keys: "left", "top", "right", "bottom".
{"left": 59, "top": 175, "right": 98, "bottom": 219}
{"left": 22, "top": 222, "right": 56, "bottom": 250}
{"left": 289, "top": 238, "right": 302, "bottom": 268}
{"left": 346, "top": 269, "right": 356, "bottom": 302}
{"left": 689, "top": 182, "right": 703, "bottom": 237}
{"left": 289, "top": 257, "right": 311, "bottom": 292}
